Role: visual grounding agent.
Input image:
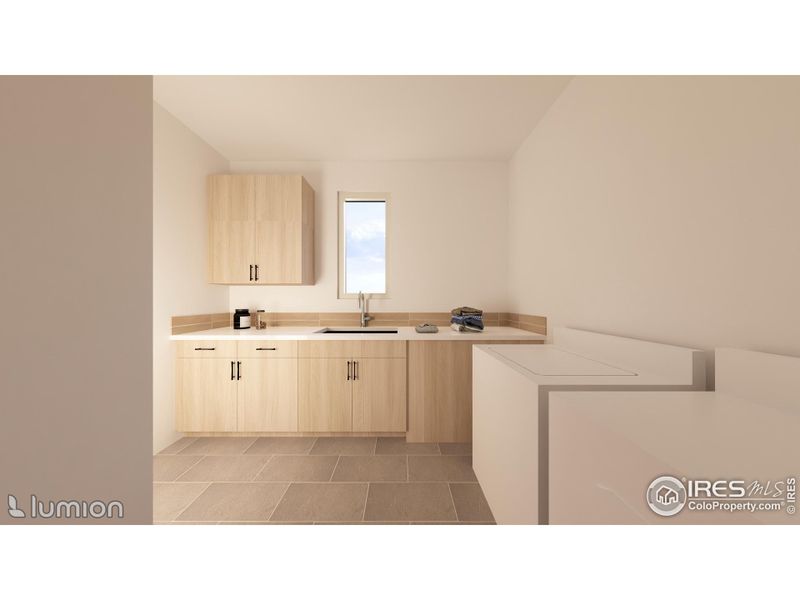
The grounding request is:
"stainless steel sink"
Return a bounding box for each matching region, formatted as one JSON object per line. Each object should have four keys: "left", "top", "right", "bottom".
{"left": 314, "top": 327, "right": 399, "bottom": 334}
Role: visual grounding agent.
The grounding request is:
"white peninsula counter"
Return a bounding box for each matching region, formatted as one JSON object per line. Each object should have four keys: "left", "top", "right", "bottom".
{"left": 472, "top": 327, "right": 706, "bottom": 524}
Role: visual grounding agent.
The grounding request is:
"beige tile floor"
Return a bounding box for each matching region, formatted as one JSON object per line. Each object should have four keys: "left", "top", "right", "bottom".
{"left": 154, "top": 437, "right": 495, "bottom": 524}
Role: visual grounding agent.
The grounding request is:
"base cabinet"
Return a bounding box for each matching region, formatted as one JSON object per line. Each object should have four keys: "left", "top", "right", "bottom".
{"left": 176, "top": 342, "right": 299, "bottom": 433}
{"left": 298, "top": 354, "right": 407, "bottom": 433}
{"left": 239, "top": 358, "right": 298, "bottom": 432}
{"left": 175, "top": 338, "right": 538, "bottom": 438}
{"left": 176, "top": 358, "right": 238, "bottom": 432}
{"left": 298, "top": 358, "right": 353, "bottom": 432}
{"left": 353, "top": 358, "right": 406, "bottom": 432}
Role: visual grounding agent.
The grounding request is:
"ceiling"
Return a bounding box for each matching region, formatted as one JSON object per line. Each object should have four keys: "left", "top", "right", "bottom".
{"left": 153, "top": 76, "right": 571, "bottom": 161}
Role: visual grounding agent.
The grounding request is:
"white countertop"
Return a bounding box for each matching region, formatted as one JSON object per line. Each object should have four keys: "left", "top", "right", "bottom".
{"left": 480, "top": 344, "right": 638, "bottom": 377}
{"left": 473, "top": 328, "right": 705, "bottom": 388}
{"left": 170, "top": 325, "right": 547, "bottom": 342}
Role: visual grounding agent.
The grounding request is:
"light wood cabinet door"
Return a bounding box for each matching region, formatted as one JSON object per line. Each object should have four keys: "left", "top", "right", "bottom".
{"left": 254, "top": 175, "right": 302, "bottom": 284}
{"left": 239, "top": 358, "right": 298, "bottom": 432}
{"left": 352, "top": 358, "right": 407, "bottom": 432}
{"left": 208, "top": 175, "right": 255, "bottom": 284}
{"left": 298, "top": 358, "right": 352, "bottom": 432}
{"left": 176, "top": 358, "right": 237, "bottom": 432}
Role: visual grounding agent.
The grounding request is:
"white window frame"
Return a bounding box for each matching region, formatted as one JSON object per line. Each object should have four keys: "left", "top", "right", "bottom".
{"left": 338, "top": 191, "right": 390, "bottom": 299}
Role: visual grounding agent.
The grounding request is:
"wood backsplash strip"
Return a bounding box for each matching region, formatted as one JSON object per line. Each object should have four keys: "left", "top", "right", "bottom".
{"left": 170, "top": 312, "right": 231, "bottom": 335}
{"left": 171, "top": 311, "right": 545, "bottom": 334}
{"left": 499, "top": 313, "right": 547, "bottom": 335}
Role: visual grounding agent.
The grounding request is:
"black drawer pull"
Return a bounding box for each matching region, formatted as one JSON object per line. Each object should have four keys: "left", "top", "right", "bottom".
{"left": 237, "top": 361, "right": 241, "bottom": 380}
{"left": 194, "top": 347, "right": 215, "bottom": 351}
{"left": 256, "top": 347, "right": 277, "bottom": 351}
{"left": 230, "top": 361, "right": 235, "bottom": 380}
{"left": 249, "top": 264, "right": 253, "bottom": 281}
{"left": 255, "top": 264, "right": 259, "bottom": 281}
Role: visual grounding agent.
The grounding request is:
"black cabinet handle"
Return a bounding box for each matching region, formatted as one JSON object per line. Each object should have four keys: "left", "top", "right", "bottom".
{"left": 237, "top": 361, "right": 242, "bottom": 380}
{"left": 249, "top": 264, "right": 253, "bottom": 281}
{"left": 230, "top": 361, "right": 235, "bottom": 380}
{"left": 354, "top": 360, "right": 358, "bottom": 380}
{"left": 194, "top": 347, "right": 215, "bottom": 351}
{"left": 256, "top": 347, "right": 277, "bottom": 351}
{"left": 255, "top": 264, "right": 259, "bottom": 281}
{"left": 347, "top": 360, "right": 351, "bottom": 381}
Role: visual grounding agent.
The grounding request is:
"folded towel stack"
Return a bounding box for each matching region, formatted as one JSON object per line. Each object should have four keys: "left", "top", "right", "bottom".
{"left": 450, "top": 306, "right": 484, "bottom": 332}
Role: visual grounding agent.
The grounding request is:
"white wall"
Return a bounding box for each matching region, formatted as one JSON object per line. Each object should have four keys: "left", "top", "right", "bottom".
{"left": 153, "top": 103, "right": 230, "bottom": 452}
{"left": 229, "top": 160, "right": 509, "bottom": 312}
{"left": 508, "top": 77, "right": 800, "bottom": 380}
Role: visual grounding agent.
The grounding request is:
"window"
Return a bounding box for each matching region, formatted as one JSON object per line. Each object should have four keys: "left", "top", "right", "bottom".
{"left": 338, "top": 192, "right": 389, "bottom": 298}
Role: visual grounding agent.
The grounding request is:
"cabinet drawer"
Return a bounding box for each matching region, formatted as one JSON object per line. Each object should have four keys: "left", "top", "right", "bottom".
{"left": 175, "top": 340, "right": 237, "bottom": 358}
{"left": 237, "top": 340, "right": 298, "bottom": 358}
{"left": 360, "top": 341, "right": 406, "bottom": 358}
{"left": 298, "top": 340, "right": 407, "bottom": 358}
{"left": 299, "top": 340, "right": 361, "bottom": 358}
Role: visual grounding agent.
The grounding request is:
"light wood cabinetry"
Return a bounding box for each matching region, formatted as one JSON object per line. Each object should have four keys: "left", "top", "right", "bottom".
{"left": 353, "top": 358, "right": 407, "bottom": 432}
{"left": 407, "top": 340, "right": 543, "bottom": 443}
{"left": 176, "top": 340, "right": 299, "bottom": 433}
{"left": 237, "top": 340, "right": 297, "bottom": 359}
{"left": 298, "top": 340, "right": 406, "bottom": 359}
{"left": 208, "top": 174, "right": 314, "bottom": 285}
{"left": 298, "top": 340, "right": 361, "bottom": 359}
{"left": 360, "top": 341, "right": 406, "bottom": 359}
{"left": 298, "top": 358, "right": 353, "bottom": 432}
{"left": 175, "top": 337, "right": 540, "bottom": 438}
{"left": 208, "top": 175, "right": 255, "bottom": 284}
{"left": 175, "top": 340, "right": 238, "bottom": 358}
{"left": 176, "top": 357, "right": 238, "bottom": 432}
{"left": 298, "top": 341, "right": 408, "bottom": 433}
{"left": 239, "top": 358, "right": 297, "bottom": 432}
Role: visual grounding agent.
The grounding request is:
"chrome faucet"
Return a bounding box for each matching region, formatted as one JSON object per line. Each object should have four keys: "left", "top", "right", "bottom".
{"left": 358, "top": 291, "right": 373, "bottom": 328}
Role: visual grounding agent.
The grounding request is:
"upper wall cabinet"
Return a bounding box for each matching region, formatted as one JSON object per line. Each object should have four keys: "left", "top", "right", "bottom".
{"left": 208, "top": 174, "right": 315, "bottom": 285}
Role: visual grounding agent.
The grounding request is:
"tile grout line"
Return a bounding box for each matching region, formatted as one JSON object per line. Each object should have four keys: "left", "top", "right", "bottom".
{"left": 168, "top": 454, "right": 205, "bottom": 482}
{"left": 250, "top": 454, "right": 275, "bottom": 482}
{"left": 181, "top": 437, "right": 202, "bottom": 454}
{"left": 361, "top": 482, "right": 370, "bottom": 522}
{"left": 266, "top": 482, "right": 293, "bottom": 523}
{"left": 171, "top": 481, "right": 213, "bottom": 524}
{"left": 447, "top": 482, "right": 460, "bottom": 522}
{"left": 242, "top": 437, "right": 260, "bottom": 454}
{"left": 329, "top": 455, "right": 342, "bottom": 482}
{"left": 158, "top": 436, "right": 197, "bottom": 455}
